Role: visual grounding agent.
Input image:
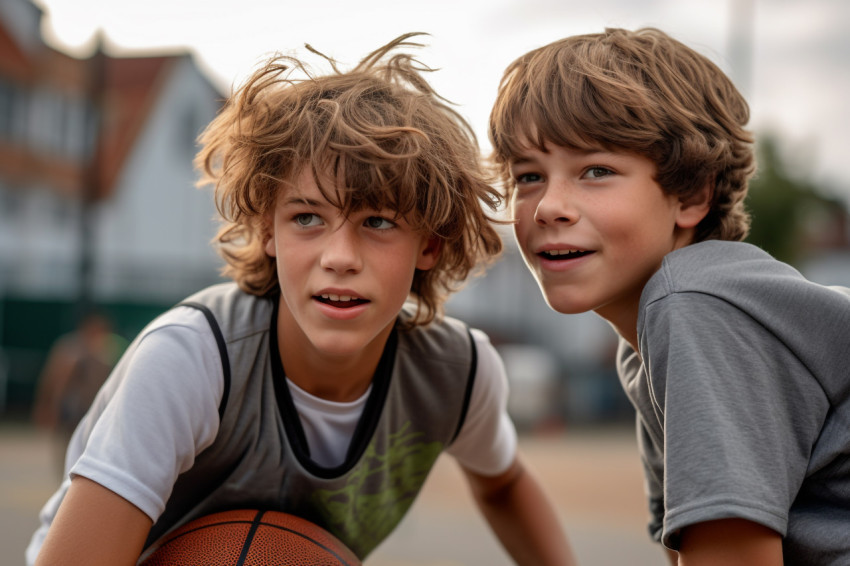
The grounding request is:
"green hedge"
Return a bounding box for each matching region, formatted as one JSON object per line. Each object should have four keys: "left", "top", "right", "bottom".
{"left": 0, "top": 297, "right": 172, "bottom": 415}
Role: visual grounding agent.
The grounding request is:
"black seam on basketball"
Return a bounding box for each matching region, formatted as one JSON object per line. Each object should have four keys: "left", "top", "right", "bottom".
{"left": 259, "top": 522, "right": 356, "bottom": 566}
{"left": 236, "top": 510, "right": 266, "bottom": 566}
{"left": 144, "top": 512, "right": 358, "bottom": 565}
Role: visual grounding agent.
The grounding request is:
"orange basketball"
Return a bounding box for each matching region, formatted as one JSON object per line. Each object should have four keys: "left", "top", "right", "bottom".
{"left": 140, "top": 509, "right": 361, "bottom": 566}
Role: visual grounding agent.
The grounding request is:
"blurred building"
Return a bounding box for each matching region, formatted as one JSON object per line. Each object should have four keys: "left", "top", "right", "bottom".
{"left": 0, "top": 0, "right": 631, "bottom": 426}
{"left": 0, "top": 0, "right": 224, "bottom": 414}
{"left": 446, "top": 236, "right": 632, "bottom": 430}
{"left": 5, "top": 0, "right": 845, "bottom": 427}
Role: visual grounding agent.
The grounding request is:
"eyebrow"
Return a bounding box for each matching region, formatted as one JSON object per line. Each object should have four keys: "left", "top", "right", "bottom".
{"left": 282, "top": 195, "right": 324, "bottom": 207}
{"left": 510, "top": 147, "right": 615, "bottom": 166}
{"left": 510, "top": 156, "right": 535, "bottom": 167}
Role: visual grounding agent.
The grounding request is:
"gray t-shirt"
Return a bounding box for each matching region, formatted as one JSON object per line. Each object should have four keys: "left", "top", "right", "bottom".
{"left": 617, "top": 240, "right": 850, "bottom": 563}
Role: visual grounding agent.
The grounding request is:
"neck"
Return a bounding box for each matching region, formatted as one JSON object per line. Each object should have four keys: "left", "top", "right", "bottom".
{"left": 274, "top": 301, "right": 392, "bottom": 403}
{"left": 598, "top": 305, "right": 640, "bottom": 354}
{"left": 282, "top": 345, "right": 380, "bottom": 403}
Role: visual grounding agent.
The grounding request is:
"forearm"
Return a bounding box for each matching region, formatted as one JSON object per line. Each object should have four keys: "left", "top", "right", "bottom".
{"left": 677, "top": 519, "right": 783, "bottom": 566}
{"left": 35, "top": 476, "right": 152, "bottom": 566}
{"left": 666, "top": 547, "right": 679, "bottom": 565}
{"left": 465, "top": 456, "right": 576, "bottom": 566}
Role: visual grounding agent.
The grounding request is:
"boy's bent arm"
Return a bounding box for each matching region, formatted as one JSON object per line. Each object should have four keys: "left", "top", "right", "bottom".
{"left": 35, "top": 476, "right": 152, "bottom": 566}
{"left": 463, "top": 454, "right": 576, "bottom": 566}
{"left": 677, "top": 519, "right": 783, "bottom": 566}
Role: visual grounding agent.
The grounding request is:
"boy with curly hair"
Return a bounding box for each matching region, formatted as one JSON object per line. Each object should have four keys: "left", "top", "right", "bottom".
{"left": 29, "top": 33, "right": 574, "bottom": 566}
{"left": 489, "top": 27, "right": 850, "bottom": 564}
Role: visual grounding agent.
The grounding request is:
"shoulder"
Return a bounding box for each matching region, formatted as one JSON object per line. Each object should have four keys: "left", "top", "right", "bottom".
{"left": 443, "top": 328, "right": 516, "bottom": 475}
{"left": 642, "top": 240, "right": 850, "bottom": 315}
{"left": 635, "top": 242, "right": 793, "bottom": 368}
{"left": 639, "top": 240, "right": 831, "bottom": 315}
{"left": 395, "top": 309, "right": 505, "bottom": 400}
{"left": 396, "top": 306, "right": 474, "bottom": 364}
{"left": 646, "top": 241, "right": 792, "bottom": 297}
{"left": 637, "top": 242, "right": 850, "bottom": 399}
{"left": 179, "top": 282, "right": 275, "bottom": 343}
{"left": 110, "top": 304, "right": 224, "bottom": 391}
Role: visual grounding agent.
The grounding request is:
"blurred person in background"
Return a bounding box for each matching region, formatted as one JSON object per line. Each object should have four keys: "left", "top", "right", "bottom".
{"left": 32, "top": 311, "right": 126, "bottom": 476}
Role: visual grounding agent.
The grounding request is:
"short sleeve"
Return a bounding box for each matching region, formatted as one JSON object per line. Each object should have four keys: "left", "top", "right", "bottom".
{"left": 640, "top": 292, "right": 829, "bottom": 548}
{"left": 68, "top": 307, "right": 224, "bottom": 521}
{"left": 444, "top": 329, "right": 518, "bottom": 476}
{"left": 618, "top": 339, "right": 666, "bottom": 542}
{"left": 636, "top": 416, "right": 665, "bottom": 542}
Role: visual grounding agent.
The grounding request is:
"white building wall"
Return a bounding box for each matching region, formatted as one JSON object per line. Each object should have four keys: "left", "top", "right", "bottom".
{"left": 94, "top": 56, "right": 224, "bottom": 302}
{"left": 0, "top": 56, "right": 224, "bottom": 304}
{"left": 0, "top": 185, "right": 77, "bottom": 298}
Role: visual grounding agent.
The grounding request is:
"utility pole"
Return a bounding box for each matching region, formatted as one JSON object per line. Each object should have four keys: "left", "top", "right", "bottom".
{"left": 78, "top": 31, "right": 106, "bottom": 322}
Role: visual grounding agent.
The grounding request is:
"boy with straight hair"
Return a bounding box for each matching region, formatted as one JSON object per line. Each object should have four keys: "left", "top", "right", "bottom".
{"left": 29, "top": 33, "right": 574, "bottom": 566}
{"left": 489, "top": 27, "right": 850, "bottom": 565}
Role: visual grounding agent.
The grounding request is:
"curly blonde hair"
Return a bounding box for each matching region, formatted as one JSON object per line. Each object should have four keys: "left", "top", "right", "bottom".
{"left": 489, "top": 27, "right": 755, "bottom": 242}
{"left": 196, "top": 33, "right": 502, "bottom": 326}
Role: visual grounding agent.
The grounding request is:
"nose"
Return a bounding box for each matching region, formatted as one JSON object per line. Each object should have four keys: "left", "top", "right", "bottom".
{"left": 533, "top": 181, "right": 579, "bottom": 226}
{"left": 320, "top": 224, "right": 363, "bottom": 273}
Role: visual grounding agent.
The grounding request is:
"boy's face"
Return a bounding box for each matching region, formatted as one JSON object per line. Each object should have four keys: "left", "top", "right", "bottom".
{"left": 510, "top": 142, "right": 700, "bottom": 332}
{"left": 265, "top": 167, "right": 439, "bottom": 362}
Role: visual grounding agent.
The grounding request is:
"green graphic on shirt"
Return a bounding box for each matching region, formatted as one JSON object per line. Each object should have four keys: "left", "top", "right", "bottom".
{"left": 312, "top": 421, "right": 443, "bottom": 557}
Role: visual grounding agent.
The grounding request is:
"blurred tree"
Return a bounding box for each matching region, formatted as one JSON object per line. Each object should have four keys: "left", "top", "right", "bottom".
{"left": 745, "top": 134, "right": 847, "bottom": 267}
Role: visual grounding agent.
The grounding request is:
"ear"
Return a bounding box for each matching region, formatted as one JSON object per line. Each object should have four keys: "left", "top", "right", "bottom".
{"left": 675, "top": 181, "right": 712, "bottom": 229}
{"left": 416, "top": 236, "right": 442, "bottom": 271}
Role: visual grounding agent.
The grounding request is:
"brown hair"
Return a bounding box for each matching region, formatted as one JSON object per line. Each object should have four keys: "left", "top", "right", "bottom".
{"left": 196, "top": 33, "right": 503, "bottom": 327}
{"left": 489, "top": 27, "right": 755, "bottom": 242}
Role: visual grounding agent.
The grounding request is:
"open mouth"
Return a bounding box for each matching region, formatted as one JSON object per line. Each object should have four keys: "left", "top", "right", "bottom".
{"left": 539, "top": 249, "right": 593, "bottom": 260}
{"left": 315, "top": 294, "right": 369, "bottom": 308}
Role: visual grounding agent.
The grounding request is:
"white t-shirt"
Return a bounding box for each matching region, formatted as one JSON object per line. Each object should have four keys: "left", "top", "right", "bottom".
{"left": 26, "top": 306, "right": 516, "bottom": 564}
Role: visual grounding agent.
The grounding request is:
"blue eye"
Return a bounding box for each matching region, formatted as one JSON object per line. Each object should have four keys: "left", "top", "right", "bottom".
{"left": 364, "top": 216, "right": 395, "bottom": 230}
{"left": 516, "top": 172, "right": 542, "bottom": 184}
{"left": 294, "top": 213, "right": 321, "bottom": 227}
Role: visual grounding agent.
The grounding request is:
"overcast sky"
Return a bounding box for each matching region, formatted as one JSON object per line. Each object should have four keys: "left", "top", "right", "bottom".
{"left": 32, "top": 0, "right": 850, "bottom": 204}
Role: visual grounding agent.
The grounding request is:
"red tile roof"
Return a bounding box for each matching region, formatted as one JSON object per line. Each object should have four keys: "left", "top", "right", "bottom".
{"left": 0, "top": 16, "right": 217, "bottom": 200}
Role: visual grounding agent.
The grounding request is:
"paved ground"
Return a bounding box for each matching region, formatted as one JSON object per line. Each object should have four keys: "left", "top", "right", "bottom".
{"left": 2, "top": 423, "right": 665, "bottom": 565}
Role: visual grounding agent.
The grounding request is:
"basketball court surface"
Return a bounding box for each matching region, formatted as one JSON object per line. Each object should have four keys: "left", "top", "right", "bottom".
{"left": 1, "top": 424, "right": 662, "bottom": 565}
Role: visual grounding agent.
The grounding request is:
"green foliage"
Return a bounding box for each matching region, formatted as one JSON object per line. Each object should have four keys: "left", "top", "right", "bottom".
{"left": 745, "top": 135, "right": 844, "bottom": 266}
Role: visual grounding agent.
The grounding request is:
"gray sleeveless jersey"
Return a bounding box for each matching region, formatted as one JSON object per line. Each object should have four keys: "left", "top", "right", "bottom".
{"left": 145, "top": 283, "right": 478, "bottom": 558}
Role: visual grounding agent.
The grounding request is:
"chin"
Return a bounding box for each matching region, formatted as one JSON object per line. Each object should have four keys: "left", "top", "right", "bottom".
{"left": 549, "top": 305, "right": 589, "bottom": 315}
{"left": 543, "top": 295, "right": 593, "bottom": 316}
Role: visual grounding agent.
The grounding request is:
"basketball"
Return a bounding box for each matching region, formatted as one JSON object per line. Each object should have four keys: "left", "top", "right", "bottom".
{"left": 139, "top": 509, "right": 361, "bottom": 566}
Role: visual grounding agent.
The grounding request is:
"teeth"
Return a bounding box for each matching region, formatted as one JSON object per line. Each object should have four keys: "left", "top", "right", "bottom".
{"left": 321, "top": 294, "right": 355, "bottom": 301}
{"left": 548, "top": 249, "right": 581, "bottom": 256}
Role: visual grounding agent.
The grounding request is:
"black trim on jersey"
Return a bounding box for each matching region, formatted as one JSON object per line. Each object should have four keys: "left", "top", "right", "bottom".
{"left": 450, "top": 328, "right": 478, "bottom": 444}
{"left": 178, "top": 301, "right": 232, "bottom": 422}
{"left": 268, "top": 299, "right": 398, "bottom": 480}
{"left": 269, "top": 296, "right": 310, "bottom": 461}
